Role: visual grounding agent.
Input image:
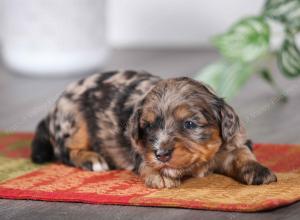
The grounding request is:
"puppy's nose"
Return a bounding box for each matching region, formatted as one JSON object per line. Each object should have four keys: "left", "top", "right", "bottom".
{"left": 155, "top": 148, "right": 173, "bottom": 163}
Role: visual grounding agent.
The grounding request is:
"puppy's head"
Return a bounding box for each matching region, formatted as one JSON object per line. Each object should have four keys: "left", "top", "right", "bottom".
{"left": 129, "top": 77, "right": 240, "bottom": 172}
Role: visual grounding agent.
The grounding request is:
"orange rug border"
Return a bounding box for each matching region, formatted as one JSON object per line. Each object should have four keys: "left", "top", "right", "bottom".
{"left": 1, "top": 131, "right": 300, "bottom": 212}
{"left": 1, "top": 181, "right": 299, "bottom": 212}
{"left": 0, "top": 167, "right": 299, "bottom": 212}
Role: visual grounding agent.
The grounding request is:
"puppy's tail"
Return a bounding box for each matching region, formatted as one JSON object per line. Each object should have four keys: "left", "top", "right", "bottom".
{"left": 31, "top": 118, "right": 54, "bottom": 163}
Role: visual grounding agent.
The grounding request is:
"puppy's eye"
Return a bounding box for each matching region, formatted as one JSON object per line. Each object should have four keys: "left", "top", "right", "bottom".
{"left": 184, "top": 120, "right": 197, "bottom": 129}
{"left": 145, "top": 123, "right": 154, "bottom": 131}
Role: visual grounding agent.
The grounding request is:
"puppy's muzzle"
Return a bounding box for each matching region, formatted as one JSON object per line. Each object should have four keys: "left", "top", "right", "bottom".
{"left": 154, "top": 148, "right": 174, "bottom": 163}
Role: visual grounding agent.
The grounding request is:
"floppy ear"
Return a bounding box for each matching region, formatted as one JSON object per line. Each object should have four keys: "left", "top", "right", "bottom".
{"left": 220, "top": 103, "right": 240, "bottom": 141}
{"left": 127, "top": 101, "right": 144, "bottom": 153}
{"left": 129, "top": 108, "right": 141, "bottom": 143}
{"left": 213, "top": 98, "right": 240, "bottom": 142}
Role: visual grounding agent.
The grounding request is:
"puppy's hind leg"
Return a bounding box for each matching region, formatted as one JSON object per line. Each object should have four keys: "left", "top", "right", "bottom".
{"left": 69, "top": 149, "right": 109, "bottom": 172}
{"left": 51, "top": 108, "right": 109, "bottom": 172}
{"left": 214, "top": 145, "right": 277, "bottom": 185}
{"left": 63, "top": 119, "right": 109, "bottom": 172}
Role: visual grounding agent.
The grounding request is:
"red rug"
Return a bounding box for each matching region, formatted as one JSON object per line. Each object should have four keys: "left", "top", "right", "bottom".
{"left": 0, "top": 132, "right": 300, "bottom": 212}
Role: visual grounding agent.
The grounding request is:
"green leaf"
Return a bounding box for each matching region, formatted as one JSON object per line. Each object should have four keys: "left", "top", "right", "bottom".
{"left": 277, "top": 34, "right": 300, "bottom": 77}
{"left": 194, "top": 62, "right": 226, "bottom": 90}
{"left": 264, "top": 0, "right": 300, "bottom": 33}
{"left": 259, "top": 68, "right": 274, "bottom": 84}
{"left": 213, "top": 17, "right": 270, "bottom": 63}
{"left": 194, "top": 61, "right": 252, "bottom": 100}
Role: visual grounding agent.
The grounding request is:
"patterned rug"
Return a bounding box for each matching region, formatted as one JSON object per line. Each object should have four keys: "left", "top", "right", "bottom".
{"left": 0, "top": 132, "right": 300, "bottom": 212}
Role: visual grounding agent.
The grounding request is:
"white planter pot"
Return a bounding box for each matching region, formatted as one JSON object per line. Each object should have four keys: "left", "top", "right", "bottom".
{"left": 1, "top": 0, "right": 108, "bottom": 76}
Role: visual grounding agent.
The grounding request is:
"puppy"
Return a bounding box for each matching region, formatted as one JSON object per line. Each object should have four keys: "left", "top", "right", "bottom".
{"left": 31, "top": 70, "right": 277, "bottom": 188}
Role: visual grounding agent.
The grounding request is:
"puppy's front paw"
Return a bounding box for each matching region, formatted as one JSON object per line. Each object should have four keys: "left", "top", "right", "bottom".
{"left": 144, "top": 174, "right": 180, "bottom": 189}
{"left": 241, "top": 161, "right": 277, "bottom": 185}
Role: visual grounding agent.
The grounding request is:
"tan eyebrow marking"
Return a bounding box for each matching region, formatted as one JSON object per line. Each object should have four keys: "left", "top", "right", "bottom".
{"left": 174, "top": 104, "right": 193, "bottom": 120}
{"left": 142, "top": 110, "right": 156, "bottom": 124}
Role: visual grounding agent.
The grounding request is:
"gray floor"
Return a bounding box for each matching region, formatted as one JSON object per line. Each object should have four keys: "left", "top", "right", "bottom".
{"left": 0, "top": 48, "right": 300, "bottom": 219}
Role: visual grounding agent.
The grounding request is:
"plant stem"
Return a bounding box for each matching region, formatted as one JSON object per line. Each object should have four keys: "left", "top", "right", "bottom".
{"left": 259, "top": 68, "right": 288, "bottom": 102}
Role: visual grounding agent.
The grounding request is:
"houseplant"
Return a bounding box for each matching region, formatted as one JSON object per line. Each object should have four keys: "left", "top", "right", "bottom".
{"left": 195, "top": 0, "right": 300, "bottom": 100}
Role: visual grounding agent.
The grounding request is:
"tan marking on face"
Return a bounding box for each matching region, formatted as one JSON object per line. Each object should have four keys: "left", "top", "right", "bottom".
{"left": 142, "top": 110, "right": 156, "bottom": 124}
{"left": 193, "top": 129, "right": 222, "bottom": 162}
{"left": 168, "top": 142, "right": 196, "bottom": 168}
{"left": 173, "top": 104, "right": 192, "bottom": 120}
{"left": 167, "top": 129, "right": 221, "bottom": 169}
{"left": 145, "top": 126, "right": 222, "bottom": 169}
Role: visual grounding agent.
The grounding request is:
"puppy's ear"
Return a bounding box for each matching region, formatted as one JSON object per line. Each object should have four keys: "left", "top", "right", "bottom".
{"left": 214, "top": 99, "right": 240, "bottom": 142}
{"left": 127, "top": 100, "right": 144, "bottom": 153}
{"left": 220, "top": 103, "right": 240, "bottom": 141}
{"left": 129, "top": 108, "right": 141, "bottom": 142}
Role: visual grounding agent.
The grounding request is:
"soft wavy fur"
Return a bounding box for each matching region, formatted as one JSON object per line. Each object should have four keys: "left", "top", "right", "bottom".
{"left": 32, "top": 70, "right": 277, "bottom": 188}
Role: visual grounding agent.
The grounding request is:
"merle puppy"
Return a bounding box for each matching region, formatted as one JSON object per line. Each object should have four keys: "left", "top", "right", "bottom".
{"left": 31, "top": 70, "right": 277, "bottom": 188}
